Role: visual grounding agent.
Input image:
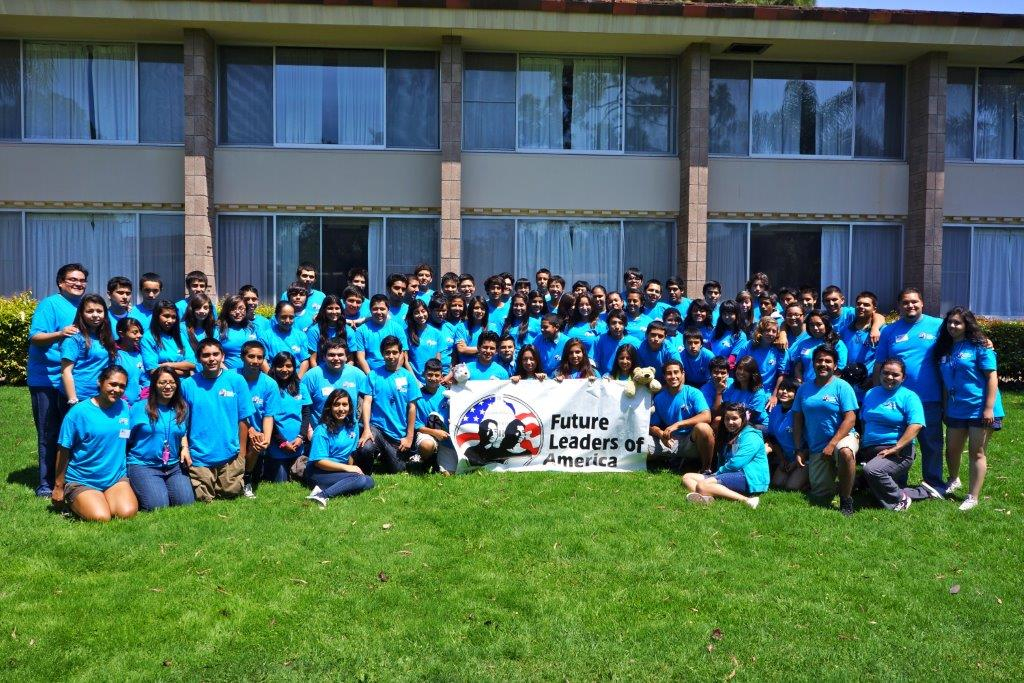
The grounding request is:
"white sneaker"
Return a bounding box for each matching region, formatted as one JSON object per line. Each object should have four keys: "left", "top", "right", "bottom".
{"left": 959, "top": 495, "right": 978, "bottom": 511}
{"left": 309, "top": 485, "right": 323, "bottom": 497}
{"left": 919, "top": 481, "right": 944, "bottom": 500}
{"left": 306, "top": 491, "right": 328, "bottom": 508}
{"left": 894, "top": 494, "right": 912, "bottom": 512}
{"left": 686, "top": 492, "right": 714, "bottom": 505}
{"left": 745, "top": 496, "right": 760, "bottom": 510}
{"left": 946, "top": 478, "right": 962, "bottom": 495}
{"left": 242, "top": 482, "right": 256, "bottom": 499}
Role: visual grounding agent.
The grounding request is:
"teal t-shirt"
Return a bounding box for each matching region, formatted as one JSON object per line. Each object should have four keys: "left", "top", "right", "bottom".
{"left": 127, "top": 401, "right": 189, "bottom": 467}
{"left": 407, "top": 325, "right": 445, "bottom": 383}
{"left": 790, "top": 336, "right": 849, "bottom": 383}
{"left": 860, "top": 385, "right": 926, "bottom": 448}
{"left": 722, "top": 384, "right": 770, "bottom": 426}
{"left": 259, "top": 322, "right": 310, "bottom": 365}
{"left": 244, "top": 372, "right": 281, "bottom": 431}
{"left": 308, "top": 423, "right": 359, "bottom": 465}
{"left": 792, "top": 377, "right": 859, "bottom": 453}
{"left": 301, "top": 365, "right": 369, "bottom": 431}
{"left": 59, "top": 333, "right": 113, "bottom": 399}
{"left": 351, "top": 319, "right": 408, "bottom": 370}
{"left": 140, "top": 331, "right": 195, "bottom": 373}
{"left": 267, "top": 385, "right": 313, "bottom": 461}
{"left": 875, "top": 315, "right": 943, "bottom": 402}
{"left": 27, "top": 293, "right": 81, "bottom": 388}
{"left": 116, "top": 348, "right": 148, "bottom": 405}
{"left": 652, "top": 385, "right": 710, "bottom": 438}
{"left": 58, "top": 399, "right": 130, "bottom": 490}
{"left": 367, "top": 366, "right": 422, "bottom": 440}
{"left": 939, "top": 341, "right": 1005, "bottom": 420}
{"left": 180, "top": 370, "right": 254, "bottom": 468}
{"left": 218, "top": 325, "right": 260, "bottom": 370}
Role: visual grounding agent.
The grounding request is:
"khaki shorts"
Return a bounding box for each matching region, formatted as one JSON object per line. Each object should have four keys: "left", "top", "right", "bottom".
{"left": 808, "top": 433, "right": 860, "bottom": 503}
{"left": 188, "top": 455, "right": 244, "bottom": 502}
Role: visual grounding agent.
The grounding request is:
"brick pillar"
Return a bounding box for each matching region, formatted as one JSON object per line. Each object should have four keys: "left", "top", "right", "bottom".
{"left": 677, "top": 43, "right": 710, "bottom": 299}
{"left": 905, "top": 51, "right": 947, "bottom": 315}
{"left": 184, "top": 29, "right": 218, "bottom": 297}
{"left": 440, "top": 36, "right": 463, "bottom": 275}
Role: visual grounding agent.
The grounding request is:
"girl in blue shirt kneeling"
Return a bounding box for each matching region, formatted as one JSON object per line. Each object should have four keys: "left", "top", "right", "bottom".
{"left": 306, "top": 390, "right": 375, "bottom": 507}
{"left": 682, "top": 402, "right": 768, "bottom": 509}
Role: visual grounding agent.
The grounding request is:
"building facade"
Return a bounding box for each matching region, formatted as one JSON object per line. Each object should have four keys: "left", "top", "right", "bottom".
{"left": 1, "top": 1, "right": 1023, "bottom": 315}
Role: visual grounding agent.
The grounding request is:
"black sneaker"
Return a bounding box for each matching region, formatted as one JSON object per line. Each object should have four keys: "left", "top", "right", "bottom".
{"left": 839, "top": 497, "right": 854, "bottom": 516}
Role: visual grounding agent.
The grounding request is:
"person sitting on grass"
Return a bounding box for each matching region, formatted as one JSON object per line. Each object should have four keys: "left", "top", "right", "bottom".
{"left": 682, "top": 402, "right": 768, "bottom": 509}
{"left": 648, "top": 360, "right": 715, "bottom": 473}
{"left": 126, "top": 367, "right": 195, "bottom": 511}
{"left": 53, "top": 365, "right": 138, "bottom": 522}
{"left": 306, "top": 390, "right": 375, "bottom": 507}
{"left": 415, "top": 359, "right": 457, "bottom": 474}
{"left": 555, "top": 339, "right": 596, "bottom": 381}
{"left": 357, "top": 336, "right": 422, "bottom": 474}
{"left": 766, "top": 378, "right": 807, "bottom": 492}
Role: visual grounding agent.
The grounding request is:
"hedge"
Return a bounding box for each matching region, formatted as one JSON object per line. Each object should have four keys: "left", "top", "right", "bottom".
{"left": 2, "top": 295, "right": 1023, "bottom": 386}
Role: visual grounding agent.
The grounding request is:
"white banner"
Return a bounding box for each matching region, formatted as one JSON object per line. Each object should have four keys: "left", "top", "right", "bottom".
{"left": 448, "top": 379, "right": 652, "bottom": 472}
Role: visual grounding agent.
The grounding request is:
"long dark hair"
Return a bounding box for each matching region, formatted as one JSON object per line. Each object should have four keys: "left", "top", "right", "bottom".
{"left": 146, "top": 367, "right": 188, "bottom": 425}
{"left": 611, "top": 343, "right": 639, "bottom": 380}
{"left": 805, "top": 310, "right": 841, "bottom": 347}
{"left": 74, "top": 294, "right": 117, "bottom": 361}
{"left": 405, "top": 299, "right": 430, "bottom": 347}
{"left": 270, "top": 351, "right": 301, "bottom": 397}
{"left": 218, "top": 294, "right": 251, "bottom": 336}
{"left": 115, "top": 317, "right": 143, "bottom": 351}
{"left": 556, "top": 339, "right": 595, "bottom": 378}
{"left": 733, "top": 355, "right": 764, "bottom": 392}
{"left": 312, "top": 294, "right": 346, "bottom": 350}
{"left": 321, "top": 389, "right": 355, "bottom": 433}
{"left": 183, "top": 292, "right": 216, "bottom": 350}
{"left": 571, "top": 292, "right": 600, "bottom": 328}
{"left": 149, "top": 300, "right": 186, "bottom": 353}
{"left": 527, "top": 290, "right": 548, "bottom": 318}
{"left": 685, "top": 299, "right": 714, "bottom": 331}
{"left": 715, "top": 401, "right": 750, "bottom": 456}
{"left": 713, "top": 299, "right": 743, "bottom": 341}
{"left": 935, "top": 306, "right": 989, "bottom": 359}
{"left": 501, "top": 293, "right": 532, "bottom": 343}
{"left": 513, "top": 344, "right": 543, "bottom": 378}
{"left": 466, "top": 296, "right": 489, "bottom": 333}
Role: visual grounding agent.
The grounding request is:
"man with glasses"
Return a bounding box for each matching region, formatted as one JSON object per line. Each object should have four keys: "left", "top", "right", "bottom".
{"left": 27, "top": 263, "right": 87, "bottom": 497}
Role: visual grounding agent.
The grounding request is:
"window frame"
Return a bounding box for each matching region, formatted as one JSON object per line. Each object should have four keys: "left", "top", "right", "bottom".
{"left": 462, "top": 50, "right": 677, "bottom": 157}
{"left": 16, "top": 39, "right": 184, "bottom": 147}
{"left": 941, "top": 222, "right": 1024, "bottom": 318}
{"left": 215, "top": 45, "right": 441, "bottom": 152}
{"left": 949, "top": 66, "right": 1024, "bottom": 165}
{"left": 710, "top": 58, "right": 908, "bottom": 162}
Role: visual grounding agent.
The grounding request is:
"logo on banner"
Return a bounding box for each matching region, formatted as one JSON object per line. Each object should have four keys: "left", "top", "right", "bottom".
{"left": 455, "top": 391, "right": 542, "bottom": 465}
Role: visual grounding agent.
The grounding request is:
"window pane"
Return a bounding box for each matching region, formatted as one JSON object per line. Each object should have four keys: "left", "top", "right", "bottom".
{"left": 218, "top": 46, "right": 273, "bottom": 145}
{"left": 0, "top": 40, "right": 19, "bottom": 140}
{"left": 820, "top": 224, "right": 849, "bottom": 294}
{"left": 971, "top": 228, "right": 1024, "bottom": 317}
{"left": 941, "top": 226, "right": 971, "bottom": 315}
{"left": 25, "top": 214, "right": 137, "bottom": 299}
{"left": 625, "top": 58, "right": 674, "bottom": 154}
{"left": 386, "top": 51, "right": 438, "bottom": 149}
{"left": 850, "top": 224, "right": 900, "bottom": 313}
{"left": 217, "top": 215, "right": 273, "bottom": 297}
{"left": 0, "top": 212, "right": 23, "bottom": 294}
{"left": 749, "top": 223, "right": 822, "bottom": 295}
{"left": 275, "top": 216, "right": 321, "bottom": 296}
{"left": 275, "top": 48, "right": 384, "bottom": 146}
{"left": 855, "top": 65, "right": 903, "bottom": 159}
{"left": 139, "top": 214, "right": 184, "bottom": 289}
{"left": 977, "top": 68, "right": 1024, "bottom": 161}
{"left": 139, "top": 44, "right": 184, "bottom": 143}
{"left": 752, "top": 62, "right": 853, "bottom": 156}
{"left": 624, "top": 220, "right": 674, "bottom": 283}
{"left": 519, "top": 56, "right": 622, "bottom": 151}
{"left": 462, "top": 218, "right": 516, "bottom": 284}
{"left": 322, "top": 217, "right": 373, "bottom": 296}
{"left": 710, "top": 61, "right": 750, "bottom": 156}
{"left": 386, "top": 218, "right": 439, "bottom": 278}
{"left": 946, "top": 68, "right": 975, "bottom": 160}
{"left": 24, "top": 42, "right": 137, "bottom": 141}
{"left": 464, "top": 52, "right": 516, "bottom": 150}
{"left": 517, "top": 220, "right": 620, "bottom": 287}
{"left": 706, "top": 222, "right": 747, "bottom": 298}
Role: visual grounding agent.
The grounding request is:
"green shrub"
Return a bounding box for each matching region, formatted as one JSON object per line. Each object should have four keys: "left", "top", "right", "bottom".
{"left": 981, "top": 319, "right": 1024, "bottom": 387}
{"left": 0, "top": 293, "right": 36, "bottom": 385}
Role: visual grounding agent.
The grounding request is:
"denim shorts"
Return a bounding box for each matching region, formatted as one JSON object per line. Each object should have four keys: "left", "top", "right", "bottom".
{"left": 944, "top": 416, "right": 1003, "bottom": 431}
{"left": 713, "top": 471, "right": 749, "bottom": 495}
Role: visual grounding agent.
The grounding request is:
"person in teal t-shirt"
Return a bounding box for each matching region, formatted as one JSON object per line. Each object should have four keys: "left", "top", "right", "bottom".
{"left": 766, "top": 378, "right": 806, "bottom": 492}
{"left": 216, "top": 295, "right": 260, "bottom": 371}
{"left": 353, "top": 295, "right": 409, "bottom": 374}
{"left": 683, "top": 402, "right": 768, "bottom": 508}
{"left": 305, "top": 390, "right": 375, "bottom": 507}
{"left": 266, "top": 350, "right": 313, "bottom": 482}
{"left": 414, "top": 359, "right": 458, "bottom": 474}
{"left": 358, "top": 335, "right": 422, "bottom": 474}
{"left": 59, "top": 295, "right": 117, "bottom": 404}
{"left": 648, "top": 360, "right": 714, "bottom": 472}
{"left": 115, "top": 317, "right": 148, "bottom": 405}
{"left": 239, "top": 341, "right": 279, "bottom": 495}
{"left": 300, "top": 340, "right": 369, "bottom": 435}
{"left": 464, "top": 331, "right": 511, "bottom": 381}
{"left": 54, "top": 366, "right": 138, "bottom": 521}
{"left": 258, "top": 302, "right": 311, "bottom": 376}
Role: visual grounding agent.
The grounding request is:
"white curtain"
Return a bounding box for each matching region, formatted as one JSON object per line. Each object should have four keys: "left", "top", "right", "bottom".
{"left": 518, "top": 57, "right": 563, "bottom": 149}
{"left": 0, "top": 212, "right": 23, "bottom": 295}
{"left": 463, "top": 53, "right": 516, "bottom": 151}
{"left": 570, "top": 222, "right": 621, "bottom": 287}
{"left": 849, "top": 225, "right": 900, "bottom": 313}
{"left": 276, "top": 49, "right": 325, "bottom": 144}
{"left": 516, "top": 220, "right": 573, "bottom": 282}
{"left": 820, "top": 225, "right": 849, "bottom": 293}
{"left": 570, "top": 58, "right": 621, "bottom": 151}
{"left": 624, "top": 221, "right": 674, "bottom": 283}
{"left": 275, "top": 216, "right": 321, "bottom": 295}
{"left": 25, "top": 213, "right": 137, "bottom": 299}
{"left": 977, "top": 69, "right": 1024, "bottom": 161}
{"left": 707, "top": 222, "right": 747, "bottom": 298}
{"left": 386, "top": 218, "right": 439, "bottom": 280}
{"left": 368, "top": 220, "right": 386, "bottom": 296}
{"left": 24, "top": 42, "right": 135, "bottom": 141}
{"left": 338, "top": 51, "right": 384, "bottom": 146}
{"left": 139, "top": 214, "right": 184, "bottom": 294}
{"left": 971, "top": 228, "right": 1024, "bottom": 318}
{"left": 217, "top": 216, "right": 273, "bottom": 297}
{"left": 940, "top": 226, "right": 972, "bottom": 315}
{"left": 460, "top": 218, "right": 515, "bottom": 285}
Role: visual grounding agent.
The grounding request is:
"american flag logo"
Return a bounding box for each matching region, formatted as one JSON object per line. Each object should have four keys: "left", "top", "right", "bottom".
{"left": 455, "top": 393, "right": 543, "bottom": 461}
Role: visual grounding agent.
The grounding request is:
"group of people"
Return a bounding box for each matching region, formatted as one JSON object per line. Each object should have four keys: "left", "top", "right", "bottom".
{"left": 27, "top": 259, "right": 1003, "bottom": 521}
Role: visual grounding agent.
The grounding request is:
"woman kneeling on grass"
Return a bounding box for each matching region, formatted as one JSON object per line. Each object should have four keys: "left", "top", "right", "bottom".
{"left": 53, "top": 366, "right": 138, "bottom": 521}
{"left": 682, "top": 402, "right": 768, "bottom": 509}
{"left": 306, "top": 390, "right": 375, "bottom": 507}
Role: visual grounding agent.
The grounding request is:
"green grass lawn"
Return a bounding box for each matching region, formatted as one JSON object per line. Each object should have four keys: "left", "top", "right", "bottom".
{"left": 1, "top": 386, "right": 1022, "bottom": 681}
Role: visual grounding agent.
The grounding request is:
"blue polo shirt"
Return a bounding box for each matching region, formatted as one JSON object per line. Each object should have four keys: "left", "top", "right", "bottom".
{"left": 682, "top": 347, "right": 716, "bottom": 386}
{"left": 651, "top": 385, "right": 710, "bottom": 439}
{"left": 367, "top": 366, "right": 422, "bottom": 440}
{"left": 533, "top": 334, "right": 568, "bottom": 375}
{"left": 127, "top": 401, "right": 189, "bottom": 467}
{"left": 57, "top": 399, "right": 130, "bottom": 490}
{"left": 860, "top": 385, "right": 926, "bottom": 448}
{"left": 301, "top": 365, "right": 369, "bottom": 431}
{"left": 939, "top": 341, "right": 1005, "bottom": 420}
{"left": 180, "top": 370, "right": 254, "bottom": 468}
{"left": 875, "top": 315, "right": 943, "bottom": 403}
{"left": 59, "top": 334, "right": 113, "bottom": 399}
{"left": 792, "top": 377, "right": 859, "bottom": 454}
{"left": 27, "top": 293, "right": 81, "bottom": 388}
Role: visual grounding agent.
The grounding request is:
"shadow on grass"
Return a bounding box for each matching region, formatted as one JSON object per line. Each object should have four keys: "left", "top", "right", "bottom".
{"left": 7, "top": 465, "right": 37, "bottom": 490}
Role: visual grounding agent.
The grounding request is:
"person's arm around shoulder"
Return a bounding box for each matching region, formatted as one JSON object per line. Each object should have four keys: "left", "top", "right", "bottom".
{"left": 869, "top": 311, "right": 886, "bottom": 344}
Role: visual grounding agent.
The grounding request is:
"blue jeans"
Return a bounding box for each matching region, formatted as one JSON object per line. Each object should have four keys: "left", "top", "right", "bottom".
{"left": 30, "top": 386, "right": 67, "bottom": 496}
{"left": 919, "top": 401, "right": 946, "bottom": 492}
{"left": 261, "top": 457, "right": 297, "bottom": 484}
{"left": 309, "top": 469, "right": 375, "bottom": 499}
{"left": 128, "top": 463, "right": 196, "bottom": 511}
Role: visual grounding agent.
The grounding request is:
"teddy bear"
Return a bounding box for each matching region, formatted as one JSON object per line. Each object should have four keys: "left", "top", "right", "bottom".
{"left": 443, "top": 363, "right": 472, "bottom": 399}
{"left": 624, "top": 366, "right": 661, "bottom": 398}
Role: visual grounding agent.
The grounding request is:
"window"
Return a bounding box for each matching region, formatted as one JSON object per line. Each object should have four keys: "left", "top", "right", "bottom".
{"left": 712, "top": 60, "right": 904, "bottom": 159}
{"left": 707, "top": 222, "right": 902, "bottom": 311}
{"left": 139, "top": 214, "right": 185, "bottom": 285}
{"left": 219, "top": 215, "right": 438, "bottom": 301}
{"left": 946, "top": 67, "right": 975, "bottom": 160}
{"left": 139, "top": 45, "right": 184, "bottom": 143}
{"left": 941, "top": 225, "right": 1024, "bottom": 318}
{"left": 0, "top": 212, "right": 22, "bottom": 294}
{"left": 24, "top": 42, "right": 137, "bottom": 141}
{"left": 462, "top": 217, "right": 675, "bottom": 287}
{"left": 24, "top": 213, "right": 137, "bottom": 298}
{"left": 0, "top": 40, "right": 19, "bottom": 140}
{"left": 463, "top": 53, "right": 516, "bottom": 150}
{"left": 466, "top": 53, "right": 675, "bottom": 154}
{"left": 977, "top": 68, "right": 1024, "bottom": 161}
{"left": 386, "top": 52, "right": 439, "bottom": 149}
{"left": 219, "top": 47, "right": 274, "bottom": 145}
